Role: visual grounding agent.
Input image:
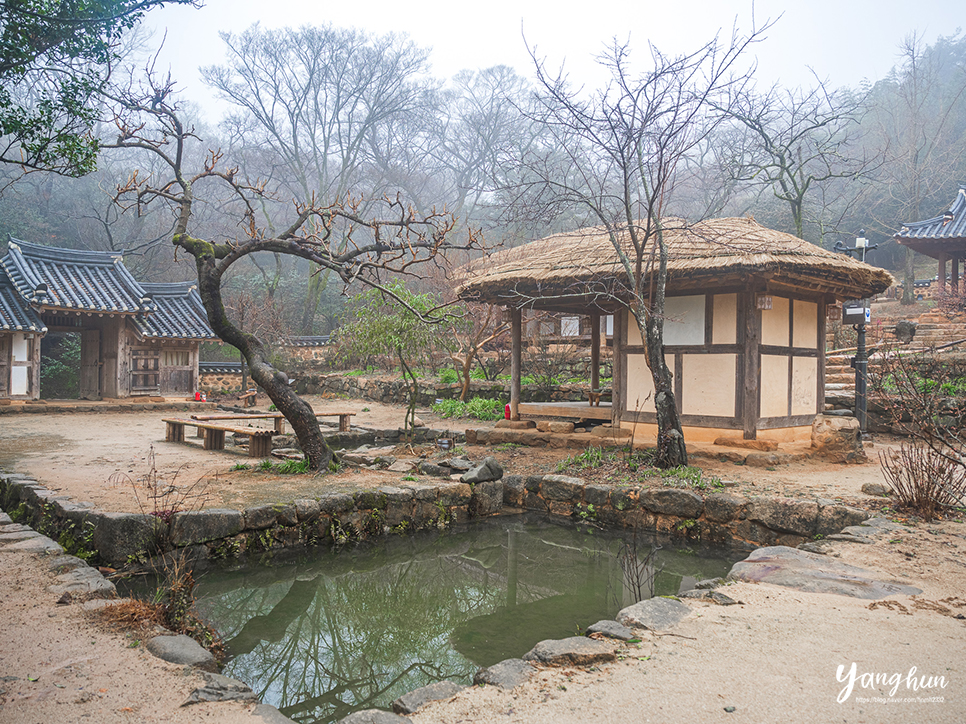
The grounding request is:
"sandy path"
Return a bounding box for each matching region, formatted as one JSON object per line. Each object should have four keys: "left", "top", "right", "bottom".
{"left": 410, "top": 520, "right": 966, "bottom": 724}
{"left": 0, "top": 546, "right": 259, "bottom": 723}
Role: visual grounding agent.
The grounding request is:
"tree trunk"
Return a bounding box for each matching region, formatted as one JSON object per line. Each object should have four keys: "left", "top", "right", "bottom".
{"left": 901, "top": 246, "right": 916, "bottom": 305}
{"left": 195, "top": 256, "right": 334, "bottom": 470}
{"left": 639, "top": 226, "right": 687, "bottom": 468}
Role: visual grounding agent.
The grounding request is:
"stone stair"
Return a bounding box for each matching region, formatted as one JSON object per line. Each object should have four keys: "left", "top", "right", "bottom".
{"left": 824, "top": 353, "right": 855, "bottom": 410}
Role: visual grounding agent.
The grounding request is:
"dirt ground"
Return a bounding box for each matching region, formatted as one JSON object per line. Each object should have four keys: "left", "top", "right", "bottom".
{"left": 1, "top": 400, "right": 965, "bottom": 723}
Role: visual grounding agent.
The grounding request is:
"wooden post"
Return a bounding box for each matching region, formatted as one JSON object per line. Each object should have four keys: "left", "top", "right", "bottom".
{"left": 590, "top": 313, "right": 601, "bottom": 392}
{"left": 510, "top": 307, "right": 522, "bottom": 420}
{"left": 741, "top": 291, "right": 760, "bottom": 440}
{"left": 953, "top": 256, "right": 960, "bottom": 295}
{"left": 612, "top": 309, "right": 625, "bottom": 426}
{"left": 204, "top": 428, "right": 226, "bottom": 450}
{"left": 248, "top": 434, "right": 272, "bottom": 458}
{"left": 939, "top": 254, "right": 948, "bottom": 294}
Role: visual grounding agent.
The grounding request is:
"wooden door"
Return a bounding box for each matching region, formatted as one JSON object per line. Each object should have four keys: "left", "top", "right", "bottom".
{"left": 130, "top": 348, "right": 160, "bottom": 395}
{"left": 79, "top": 329, "right": 101, "bottom": 400}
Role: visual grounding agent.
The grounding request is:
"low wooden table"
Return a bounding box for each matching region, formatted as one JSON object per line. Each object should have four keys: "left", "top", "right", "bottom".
{"left": 163, "top": 418, "right": 275, "bottom": 457}
{"left": 191, "top": 411, "right": 356, "bottom": 434}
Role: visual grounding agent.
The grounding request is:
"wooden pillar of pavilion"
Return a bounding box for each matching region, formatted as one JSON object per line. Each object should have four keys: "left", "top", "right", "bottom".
{"left": 590, "top": 313, "right": 601, "bottom": 391}
{"left": 953, "top": 256, "right": 960, "bottom": 294}
{"left": 939, "top": 253, "right": 948, "bottom": 294}
{"left": 510, "top": 307, "right": 522, "bottom": 420}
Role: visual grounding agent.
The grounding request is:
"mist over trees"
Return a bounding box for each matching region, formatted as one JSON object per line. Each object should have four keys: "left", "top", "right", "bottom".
{"left": 2, "top": 20, "right": 966, "bottom": 334}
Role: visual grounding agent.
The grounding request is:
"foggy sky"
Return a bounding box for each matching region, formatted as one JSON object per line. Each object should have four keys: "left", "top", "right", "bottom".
{"left": 145, "top": 0, "right": 961, "bottom": 118}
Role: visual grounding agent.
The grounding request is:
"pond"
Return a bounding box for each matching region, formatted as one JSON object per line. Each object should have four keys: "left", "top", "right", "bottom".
{"left": 156, "top": 516, "right": 740, "bottom": 723}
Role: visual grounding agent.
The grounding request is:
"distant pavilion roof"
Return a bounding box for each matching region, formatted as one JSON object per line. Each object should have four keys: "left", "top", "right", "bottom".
{"left": 0, "top": 269, "right": 46, "bottom": 334}
{"left": 1, "top": 238, "right": 148, "bottom": 314}
{"left": 133, "top": 282, "right": 216, "bottom": 340}
{"left": 895, "top": 186, "right": 966, "bottom": 259}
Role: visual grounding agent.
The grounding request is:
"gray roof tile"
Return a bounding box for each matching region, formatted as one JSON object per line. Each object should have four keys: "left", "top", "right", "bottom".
{"left": 133, "top": 282, "right": 216, "bottom": 340}
{"left": 897, "top": 186, "right": 966, "bottom": 241}
{"left": 0, "top": 269, "right": 46, "bottom": 333}
{"left": 2, "top": 238, "right": 147, "bottom": 313}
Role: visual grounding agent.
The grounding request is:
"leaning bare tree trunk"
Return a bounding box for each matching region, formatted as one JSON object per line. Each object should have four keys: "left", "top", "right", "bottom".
{"left": 641, "top": 228, "right": 688, "bottom": 468}
{"left": 191, "top": 250, "right": 334, "bottom": 471}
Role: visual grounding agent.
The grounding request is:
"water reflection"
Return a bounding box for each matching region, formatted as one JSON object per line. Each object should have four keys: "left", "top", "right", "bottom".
{"left": 187, "top": 516, "right": 736, "bottom": 723}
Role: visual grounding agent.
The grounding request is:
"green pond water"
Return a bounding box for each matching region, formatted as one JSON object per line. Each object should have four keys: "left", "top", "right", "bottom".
{"left": 155, "top": 516, "right": 740, "bottom": 723}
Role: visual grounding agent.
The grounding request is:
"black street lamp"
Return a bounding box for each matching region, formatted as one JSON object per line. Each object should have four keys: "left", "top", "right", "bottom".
{"left": 835, "top": 230, "right": 878, "bottom": 436}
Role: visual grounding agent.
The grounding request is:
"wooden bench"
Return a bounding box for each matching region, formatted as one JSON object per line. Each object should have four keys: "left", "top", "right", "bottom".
{"left": 163, "top": 418, "right": 275, "bottom": 457}
{"left": 191, "top": 411, "right": 355, "bottom": 434}
{"left": 238, "top": 389, "right": 258, "bottom": 408}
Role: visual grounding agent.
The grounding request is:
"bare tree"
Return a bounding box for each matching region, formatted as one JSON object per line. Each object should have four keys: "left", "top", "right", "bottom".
{"left": 510, "top": 27, "right": 765, "bottom": 467}
{"left": 106, "top": 77, "right": 481, "bottom": 470}
{"left": 202, "top": 24, "right": 435, "bottom": 334}
{"left": 714, "top": 80, "right": 872, "bottom": 242}
{"left": 867, "top": 33, "right": 966, "bottom": 303}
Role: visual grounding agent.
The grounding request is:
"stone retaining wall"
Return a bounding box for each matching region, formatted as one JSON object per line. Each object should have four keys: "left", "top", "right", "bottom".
{"left": 0, "top": 472, "right": 501, "bottom": 567}
{"left": 506, "top": 474, "right": 868, "bottom": 550}
{"left": 0, "top": 465, "right": 867, "bottom": 567}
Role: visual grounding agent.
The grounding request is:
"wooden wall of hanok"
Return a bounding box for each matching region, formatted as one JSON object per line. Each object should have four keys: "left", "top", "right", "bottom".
{"left": 4, "top": 313, "right": 203, "bottom": 400}
{"left": 619, "top": 284, "right": 827, "bottom": 441}
{"left": 0, "top": 331, "right": 41, "bottom": 399}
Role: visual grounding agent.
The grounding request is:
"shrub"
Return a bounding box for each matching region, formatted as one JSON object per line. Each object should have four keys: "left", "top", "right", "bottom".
{"left": 879, "top": 444, "right": 966, "bottom": 521}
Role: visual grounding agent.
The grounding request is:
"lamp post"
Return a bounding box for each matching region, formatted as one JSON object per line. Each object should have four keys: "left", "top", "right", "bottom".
{"left": 834, "top": 230, "right": 878, "bottom": 436}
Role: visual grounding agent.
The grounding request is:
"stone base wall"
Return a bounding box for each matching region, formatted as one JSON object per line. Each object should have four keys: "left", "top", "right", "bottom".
{"left": 201, "top": 372, "right": 245, "bottom": 393}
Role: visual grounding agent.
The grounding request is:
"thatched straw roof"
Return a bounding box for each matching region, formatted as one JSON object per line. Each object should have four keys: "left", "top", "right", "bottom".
{"left": 457, "top": 217, "right": 894, "bottom": 310}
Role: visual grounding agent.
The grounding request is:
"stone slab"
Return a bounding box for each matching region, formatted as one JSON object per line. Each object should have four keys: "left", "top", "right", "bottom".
{"left": 145, "top": 634, "right": 217, "bottom": 672}
{"left": 585, "top": 620, "right": 636, "bottom": 641}
{"left": 392, "top": 680, "right": 464, "bottom": 715}
{"left": 617, "top": 597, "right": 691, "bottom": 631}
{"left": 183, "top": 672, "right": 258, "bottom": 705}
{"left": 728, "top": 546, "right": 922, "bottom": 599}
{"left": 473, "top": 658, "right": 537, "bottom": 689}
{"left": 523, "top": 636, "right": 617, "bottom": 666}
{"left": 339, "top": 710, "right": 412, "bottom": 724}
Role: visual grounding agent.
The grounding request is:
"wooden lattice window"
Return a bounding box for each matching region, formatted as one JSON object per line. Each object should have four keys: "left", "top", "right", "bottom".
{"left": 131, "top": 349, "right": 160, "bottom": 394}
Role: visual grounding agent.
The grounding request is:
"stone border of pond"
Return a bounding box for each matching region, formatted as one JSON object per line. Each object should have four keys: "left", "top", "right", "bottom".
{"left": 0, "top": 464, "right": 869, "bottom": 568}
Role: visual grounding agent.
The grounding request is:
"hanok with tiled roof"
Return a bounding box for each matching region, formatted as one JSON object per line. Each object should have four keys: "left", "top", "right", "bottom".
{"left": 1, "top": 239, "right": 216, "bottom": 401}
{"left": 896, "top": 185, "right": 966, "bottom": 294}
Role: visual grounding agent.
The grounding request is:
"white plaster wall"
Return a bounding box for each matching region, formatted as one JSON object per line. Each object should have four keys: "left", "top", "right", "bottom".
{"left": 682, "top": 353, "right": 736, "bottom": 416}
{"left": 760, "top": 354, "right": 789, "bottom": 418}
{"left": 761, "top": 296, "right": 790, "bottom": 347}
{"left": 792, "top": 300, "right": 818, "bottom": 349}
{"left": 712, "top": 294, "right": 737, "bottom": 345}
{"left": 792, "top": 356, "right": 818, "bottom": 415}
{"left": 664, "top": 295, "right": 705, "bottom": 346}
{"left": 626, "top": 353, "right": 657, "bottom": 411}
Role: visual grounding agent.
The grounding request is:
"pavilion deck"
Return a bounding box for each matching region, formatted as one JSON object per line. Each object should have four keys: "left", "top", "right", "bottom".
{"left": 517, "top": 400, "right": 614, "bottom": 422}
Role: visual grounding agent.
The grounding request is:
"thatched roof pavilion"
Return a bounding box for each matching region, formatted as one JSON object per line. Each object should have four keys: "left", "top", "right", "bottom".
{"left": 458, "top": 217, "right": 893, "bottom": 307}
{"left": 459, "top": 217, "right": 893, "bottom": 444}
